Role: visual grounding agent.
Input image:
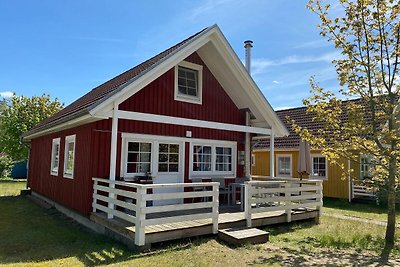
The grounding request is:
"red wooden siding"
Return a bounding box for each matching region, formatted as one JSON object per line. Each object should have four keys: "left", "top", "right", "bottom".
{"left": 28, "top": 124, "right": 94, "bottom": 215}
{"left": 92, "top": 52, "right": 246, "bottom": 181}
{"left": 119, "top": 52, "right": 243, "bottom": 125}
{"left": 29, "top": 52, "right": 247, "bottom": 216}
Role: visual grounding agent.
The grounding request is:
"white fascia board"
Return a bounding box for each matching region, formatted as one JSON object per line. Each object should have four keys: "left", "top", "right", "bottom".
{"left": 23, "top": 114, "right": 99, "bottom": 141}
{"left": 117, "top": 110, "right": 272, "bottom": 135}
{"left": 89, "top": 27, "right": 217, "bottom": 117}
{"left": 209, "top": 28, "right": 289, "bottom": 137}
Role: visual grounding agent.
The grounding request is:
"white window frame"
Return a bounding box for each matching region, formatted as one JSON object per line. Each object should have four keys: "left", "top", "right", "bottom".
{"left": 311, "top": 154, "right": 328, "bottom": 180}
{"left": 174, "top": 61, "right": 203, "bottom": 105}
{"left": 276, "top": 154, "right": 292, "bottom": 177}
{"left": 251, "top": 153, "right": 256, "bottom": 166}
{"left": 63, "top": 135, "right": 76, "bottom": 179}
{"left": 189, "top": 140, "right": 237, "bottom": 179}
{"left": 120, "top": 133, "right": 185, "bottom": 179}
{"left": 360, "top": 154, "right": 373, "bottom": 179}
{"left": 50, "top": 138, "right": 60, "bottom": 176}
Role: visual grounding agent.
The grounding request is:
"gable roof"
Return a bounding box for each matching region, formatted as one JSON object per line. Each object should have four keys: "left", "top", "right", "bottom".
{"left": 253, "top": 96, "right": 398, "bottom": 150}
{"left": 23, "top": 25, "right": 288, "bottom": 140}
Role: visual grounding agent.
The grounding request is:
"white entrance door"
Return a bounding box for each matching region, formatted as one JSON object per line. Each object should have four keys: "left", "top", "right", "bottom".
{"left": 152, "top": 141, "right": 184, "bottom": 205}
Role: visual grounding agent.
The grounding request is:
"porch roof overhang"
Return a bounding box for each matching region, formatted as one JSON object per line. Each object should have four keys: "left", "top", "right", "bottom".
{"left": 116, "top": 110, "right": 272, "bottom": 135}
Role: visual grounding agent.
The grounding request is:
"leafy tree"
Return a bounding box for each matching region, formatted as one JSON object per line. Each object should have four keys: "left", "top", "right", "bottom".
{"left": 297, "top": 0, "right": 400, "bottom": 260}
{"left": 0, "top": 94, "right": 63, "bottom": 161}
{"left": 0, "top": 98, "right": 7, "bottom": 114}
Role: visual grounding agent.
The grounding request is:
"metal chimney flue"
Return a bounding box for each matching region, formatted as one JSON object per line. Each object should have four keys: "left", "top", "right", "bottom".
{"left": 244, "top": 40, "right": 253, "bottom": 74}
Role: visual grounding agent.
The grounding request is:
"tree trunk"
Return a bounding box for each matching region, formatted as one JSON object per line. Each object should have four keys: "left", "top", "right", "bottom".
{"left": 382, "top": 157, "right": 397, "bottom": 261}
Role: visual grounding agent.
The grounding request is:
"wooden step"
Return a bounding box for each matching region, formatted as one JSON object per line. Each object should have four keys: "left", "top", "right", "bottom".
{"left": 218, "top": 227, "right": 269, "bottom": 246}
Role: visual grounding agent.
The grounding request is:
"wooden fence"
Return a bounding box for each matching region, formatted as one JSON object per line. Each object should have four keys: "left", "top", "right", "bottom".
{"left": 244, "top": 179, "right": 323, "bottom": 227}
{"left": 92, "top": 178, "right": 219, "bottom": 246}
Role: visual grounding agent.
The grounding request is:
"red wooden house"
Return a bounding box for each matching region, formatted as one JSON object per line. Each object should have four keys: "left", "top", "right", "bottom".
{"left": 21, "top": 25, "right": 323, "bottom": 247}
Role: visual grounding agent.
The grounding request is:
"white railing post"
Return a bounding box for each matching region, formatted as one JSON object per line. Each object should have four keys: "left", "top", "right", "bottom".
{"left": 212, "top": 183, "right": 219, "bottom": 234}
{"left": 316, "top": 180, "right": 323, "bottom": 217}
{"left": 92, "top": 179, "right": 98, "bottom": 212}
{"left": 135, "top": 186, "right": 146, "bottom": 246}
{"left": 284, "top": 182, "right": 292, "bottom": 222}
{"left": 244, "top": 182, "right": 252, "bottom": 227}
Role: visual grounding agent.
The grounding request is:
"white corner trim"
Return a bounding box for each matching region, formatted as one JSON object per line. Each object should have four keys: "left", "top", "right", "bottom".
{"left": 117, "top": 110, "right": 271, "bottom": 135}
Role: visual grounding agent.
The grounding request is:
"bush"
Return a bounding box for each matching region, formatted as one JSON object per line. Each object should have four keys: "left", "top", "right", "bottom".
{"left": 376, "top": 188, "right": 400, "bottom": 206}
{"left": 0, "top": 155, "right": 13, "bottom": 177}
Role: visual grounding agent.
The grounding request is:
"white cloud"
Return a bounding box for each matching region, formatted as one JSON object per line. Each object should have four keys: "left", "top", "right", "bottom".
{"left": 189, "top": 0, "right": 235, "bottom": 21}
{"left": 251, "top": 51, "right": 342, "bottom": 76}
{"left": 293, "top": 39, "right": 330, "bottom": 49}
{"left": 272, "top": 80, "right": 280, "bottom": 84}
{"left": 0, "top": 91, "right": 13, "bottom": 98}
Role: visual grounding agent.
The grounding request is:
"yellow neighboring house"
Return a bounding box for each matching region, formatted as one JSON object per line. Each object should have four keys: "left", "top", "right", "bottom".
{"left": 252, "top": 104, "right": 373, "bottom": 200}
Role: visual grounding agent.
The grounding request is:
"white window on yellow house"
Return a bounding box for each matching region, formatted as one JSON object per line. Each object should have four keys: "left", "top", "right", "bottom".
{"left": 64, "top": 135, "right": 76, "bottom": 179}
{"left": 276, "top": 155, "right": 292, "bottom": 176}
{"left": 50, "top": 138, "right": 60, "bottom": 176}
{"left": 311, "top": 154, "right": 327, "bottom": 179}
{"left": 360, "top": 155, "right": 373, "bottom": 179}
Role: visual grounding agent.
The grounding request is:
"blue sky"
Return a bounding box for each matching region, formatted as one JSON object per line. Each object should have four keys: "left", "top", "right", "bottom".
{"left": 0, "top": 0, "right": 341, "bottom": 110}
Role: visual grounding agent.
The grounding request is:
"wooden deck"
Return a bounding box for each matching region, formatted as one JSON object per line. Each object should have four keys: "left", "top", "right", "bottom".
{"left": 90, "top": 206, "right": 319, "bottom": 247}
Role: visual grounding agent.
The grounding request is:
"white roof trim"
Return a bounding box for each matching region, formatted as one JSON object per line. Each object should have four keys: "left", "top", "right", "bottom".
{"left": 89, "top": 25, "right": 288, "bottom": 137}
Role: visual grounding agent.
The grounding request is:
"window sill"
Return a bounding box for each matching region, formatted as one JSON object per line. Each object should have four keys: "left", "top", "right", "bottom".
{"left": 63, "top": 173, "right": 74, "bottom": 179}
{"left": 175, "top": 94, "right": 202, "bottom": 105}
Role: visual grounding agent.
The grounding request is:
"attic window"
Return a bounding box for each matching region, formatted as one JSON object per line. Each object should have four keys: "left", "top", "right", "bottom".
{"left": 174, "top": 61, "right": 203, "bottom": 104}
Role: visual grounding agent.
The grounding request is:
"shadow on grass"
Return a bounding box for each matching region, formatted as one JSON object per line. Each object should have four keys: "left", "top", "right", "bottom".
{"left": 248, "top": 246, "right": 388, "bottom": 266}
{"left": 0, "top": 195, "right": 203, "bottom": 266}
{"left": 323, "top": 197, "right": 400, "bottom": 217}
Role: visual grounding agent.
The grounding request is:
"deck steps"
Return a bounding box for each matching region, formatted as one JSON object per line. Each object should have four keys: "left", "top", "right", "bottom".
{"left": 218, "top": 227, "right": 269, "bottom": 246}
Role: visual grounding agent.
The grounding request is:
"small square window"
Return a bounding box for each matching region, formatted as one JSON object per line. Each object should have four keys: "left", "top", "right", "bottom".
{"left": 276, "top": 155, "right": 292, "bottom": 176}
{"left": 311, "top": 155, "right": 327, "bottom": 179}
{"left": 174, "top": 61, "right": 203, "bottom": 104}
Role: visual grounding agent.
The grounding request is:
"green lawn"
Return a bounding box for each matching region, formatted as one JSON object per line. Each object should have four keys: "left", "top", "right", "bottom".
{"left": 323, "top": 197, "right": 400, "bottom": 222}
{"left": 0, "top": 182, "right": 399, "bottom": 266}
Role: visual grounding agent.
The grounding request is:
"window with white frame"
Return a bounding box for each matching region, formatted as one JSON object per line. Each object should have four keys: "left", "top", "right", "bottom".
{"left": 50, "top": 138, "right": 60, "bottom": 175}
{"left": 158, "top": 143, "right": 179, "bottom": 173}
{"left": 276, "top": 155, "right": 292, "bottom": 176}
{"left": 193, "top": 145, "right": 212, "bottom": 172}
{"left": 175, "top": 61, "right": 203, "bottom": 104}
{"left": 360, "top": 155, "right": 373, "bottom": 179}
{"left": 251, "top": 154, "right": 256, "bottom": 166}
{"left": 311, "top": 155, "right": 327, "bottom": 179}
{"left": 64, "top": 135, "right": 76, "bottom": 178}
{"left": 126, "top": 142, "right": 152, "bottom": 174}
{"left": 216, "top": 147, "right": 232, "bottom": 172}
{"left": 191, "top": 142, "right": 236, "bottom": 177}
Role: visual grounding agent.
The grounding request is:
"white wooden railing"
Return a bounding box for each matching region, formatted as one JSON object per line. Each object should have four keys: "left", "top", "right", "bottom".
{"left": 92, "top": 178, "right": 219, "bottom": 246}
{"left": 352, "top": 180, "right": 377, "bottom": 200}
{"left": 244, "top": 179, "right": 323, "bottom": 227}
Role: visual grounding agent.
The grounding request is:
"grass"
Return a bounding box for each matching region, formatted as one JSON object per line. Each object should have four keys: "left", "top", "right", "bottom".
{"left": 0, "top": 182, "right": 399, "bottom": 266}
{"left": 0, "top": 178, "right": 27, "bottom": 196}
{"left": 323, "top": 197, "right": 400, "bottom": 222}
